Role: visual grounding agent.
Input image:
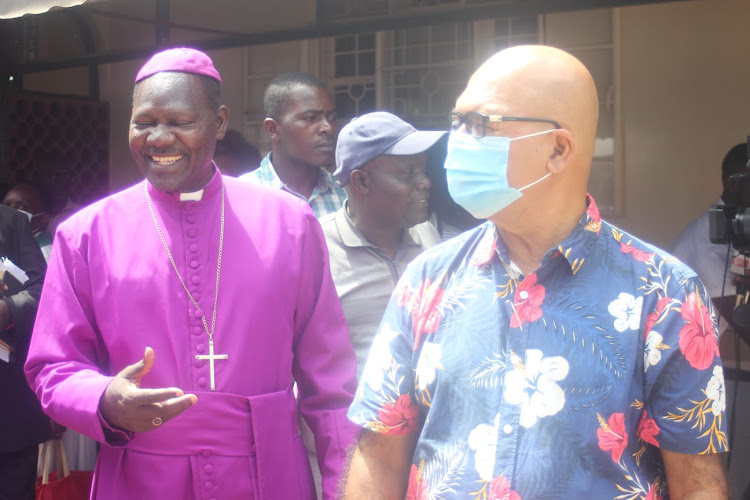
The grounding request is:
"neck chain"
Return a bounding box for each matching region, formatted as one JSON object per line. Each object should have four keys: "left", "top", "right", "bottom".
{"left": 144, "top": 183, "right": 225, "bottom": 345}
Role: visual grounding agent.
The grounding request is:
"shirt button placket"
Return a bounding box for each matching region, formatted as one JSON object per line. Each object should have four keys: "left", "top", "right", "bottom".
{"left": 184, "top": 204, "right": 205, "bottom": 391}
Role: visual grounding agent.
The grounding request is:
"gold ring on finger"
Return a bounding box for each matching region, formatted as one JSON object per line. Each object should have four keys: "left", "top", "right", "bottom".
{"left": 152, "top": 417, "right": 163, "bottom": 427}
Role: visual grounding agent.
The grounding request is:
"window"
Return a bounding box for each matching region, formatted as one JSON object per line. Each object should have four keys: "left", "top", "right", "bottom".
{"left": 330, "top": 33, "right": 378, "bottom": 119}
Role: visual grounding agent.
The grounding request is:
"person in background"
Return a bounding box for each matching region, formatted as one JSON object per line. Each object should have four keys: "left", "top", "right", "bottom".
{"left": 323, "top": 111, "right": 445, "bottom": 377}
{"left": 345, "top": 45, "right": 727, "bottom": 499}
{"left": 213, "top": 129, "right": 261, "bottom": 176}
{"left": 25, "top": 47, "right": 358, "bottom": 500}
{"left": 3, "top": 181, "right": 99, "bottom": 472}
{"left": 3, "top": 182, "right": 54, "bottom": 262}
{"left": 672, "top": 142, "right": 750, "bottom": 341}
{"left": 240, "top": 72, "right": 346, "bottom": 217}
{"left": 0, "top": 204, "right": 49, "bottom": 500}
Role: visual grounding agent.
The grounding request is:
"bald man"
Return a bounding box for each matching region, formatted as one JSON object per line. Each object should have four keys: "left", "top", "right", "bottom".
{"left": 344, "top": 46, "right": 728, "bottom": 499}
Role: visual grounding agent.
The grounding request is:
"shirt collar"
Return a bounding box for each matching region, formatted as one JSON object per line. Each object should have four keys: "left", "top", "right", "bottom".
{"left": 336, "top": 201, "right": 420, "bottom": 250}
{"left": 264, "top": 153, "right": 339, "bottom": 201}
{"left": 146, "top": 162, "right": 222, "bottom": 203}
{"left": 472, "top": 194, "right": 602, "bottom": 276}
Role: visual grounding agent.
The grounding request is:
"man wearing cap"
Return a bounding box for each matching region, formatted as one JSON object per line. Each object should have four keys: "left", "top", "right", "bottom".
{"left": 321, "top": 111, "right": 444, "bottom": 377}
{"left": 25, "top": 47, "right": 358, "bottom": 499}
{"left": 241, "top": 72, "right": 346, "bottom": 217}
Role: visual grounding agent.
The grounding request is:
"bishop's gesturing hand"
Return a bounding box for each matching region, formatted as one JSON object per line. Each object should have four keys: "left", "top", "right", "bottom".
{"left": 99, "top": 347, "right": 198, "bottom": 433}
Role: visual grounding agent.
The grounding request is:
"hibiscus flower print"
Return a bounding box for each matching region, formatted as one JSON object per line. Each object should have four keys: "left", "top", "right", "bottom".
{"left": 510, "top": 274, "right": 546, "bottom": 329}
{"left": 416, "top": 342, "right": 443, "bottom": 390}
{"left": 608, "top": 292, "right": 643, "bottom": 332}
{"left": 620, "top": 242, "right": 654, "bottom": 262}
{"left": 488, "top": 475, "right": 522, "bottom": 500}
{"left": 643, "top": 297, "right": 672, "bottom": 339}
{"left": 406, "top": 462, "right": 429, "bottom": 500}
{"left": 468, "top": 413, "right": 501, "bottom": 481}
{"left": 378, "top": 394, "right": 419, "bottom": 435}
{"left": 503, "top": 349, "right": 569, "bottom": 428}
{"left": 596, "top": 412, "right": 628, "bottom": 463}
{"left": 394, "top": 280, "right": 412, "bottom": 307}
{"left": 362, "top": 323, "right": 398, "bottom": 392}
{"left": 644, "top": 331, "right": 670, "bottom": 372}
{"left": 678, "top": 291, "right": 719, "bottom": 370}
{"left": 645, "top": 483, "right": 663, "bottom": 500}
{"left": 411, "top": 278, "right": 446, "bottom": 350}
{"left": 705, "top": 365, "right": 726, "bottom": 416}
{"left": 636, "top": 410, "right": 660, "bottom": 447}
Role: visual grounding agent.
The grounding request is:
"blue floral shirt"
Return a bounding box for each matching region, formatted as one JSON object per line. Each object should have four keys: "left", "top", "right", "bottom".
{"left": 348, "top": 197, "right": 727, "bottom": 500}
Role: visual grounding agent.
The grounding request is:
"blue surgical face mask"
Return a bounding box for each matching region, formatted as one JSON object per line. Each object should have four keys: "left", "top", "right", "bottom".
{"left": 444, "top": 129, "right": 555, "bottom": 219}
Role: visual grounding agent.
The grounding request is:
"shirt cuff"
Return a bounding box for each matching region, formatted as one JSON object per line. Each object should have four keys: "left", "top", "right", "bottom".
{"left": 97, "top": 409, "right": 134, "bottom": 446}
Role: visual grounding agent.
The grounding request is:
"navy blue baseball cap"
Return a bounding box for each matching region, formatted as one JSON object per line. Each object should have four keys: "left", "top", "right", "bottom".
{"left": 334, "top": 112, "right": 446, "bottom": 185}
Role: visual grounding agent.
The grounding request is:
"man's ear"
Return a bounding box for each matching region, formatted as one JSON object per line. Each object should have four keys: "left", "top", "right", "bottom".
{"left": 263, "top": 117, "right": 279, "bottom": 140}
{"left": 349, "top": 170, "right": 368, "bottom": 193}
{"left": 547, "top": 129, "right": 574, "bottom": 175}
{"left": 215, "top": 105, "right": 230, "bottom": 141}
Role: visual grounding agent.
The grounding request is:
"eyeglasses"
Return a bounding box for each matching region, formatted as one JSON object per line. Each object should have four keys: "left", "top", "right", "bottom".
{"left": 449, "top": 110, "right": 561, "bottom": 138}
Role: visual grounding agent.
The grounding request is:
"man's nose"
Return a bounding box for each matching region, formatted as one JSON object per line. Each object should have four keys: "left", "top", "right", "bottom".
{"left": 319, "top": 116, "right": 334, "bottom": 135}
{"left": 415, "top": 170, "right": 431, "bottom": 191}
{"left": 147, "top": 124, "right": 175, "bottom": 145}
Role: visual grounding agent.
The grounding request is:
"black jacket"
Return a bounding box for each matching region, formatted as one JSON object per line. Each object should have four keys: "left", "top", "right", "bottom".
{"left": 0, "top": 204, "right": 50, "bottom": 452}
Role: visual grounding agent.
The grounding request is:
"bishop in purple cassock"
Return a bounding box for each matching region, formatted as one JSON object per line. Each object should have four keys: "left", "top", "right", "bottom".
{"left": 25, "top": 47, "right": 359, "bottom": 499}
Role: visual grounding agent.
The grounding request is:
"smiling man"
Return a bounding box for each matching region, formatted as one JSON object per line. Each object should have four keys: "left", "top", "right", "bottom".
{"left": 24, "top": 47, "right": 358, "bottom": 500}
{"left": 322, "top": 112, "right": 444, "bottom": 377}
{"left": 241, "top": 72, "right": 346, "bottom": 217}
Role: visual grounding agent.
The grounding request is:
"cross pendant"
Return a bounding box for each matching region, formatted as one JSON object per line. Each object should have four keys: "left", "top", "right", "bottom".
{"left": 195, "top": 339, "right": 228, "bottom": 391}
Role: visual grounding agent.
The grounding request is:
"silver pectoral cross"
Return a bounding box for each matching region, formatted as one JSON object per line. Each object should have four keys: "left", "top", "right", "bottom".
{"left": 195, "top": 339, "right": 228, "bottom": 391}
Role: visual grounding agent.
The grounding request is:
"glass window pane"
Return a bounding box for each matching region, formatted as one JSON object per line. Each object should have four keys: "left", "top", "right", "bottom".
{"left": 358, "top": 33, "right": 375, "bottom": 51}
{"left": 335, "top": 54, "right": 356, "bottom": 78}
{"left": 358, "top": 51, "right": 376, "bottom": 76}
{"left": 336, "top": 36, "right": 356, "bottom": 53}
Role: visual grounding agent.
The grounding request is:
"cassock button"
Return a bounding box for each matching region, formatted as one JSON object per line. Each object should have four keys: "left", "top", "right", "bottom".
{"left": 201, "top": 450, "right": 211, "bottom": 458}
{"left": 190, "top": 260, "right": 199, "bottom": 269}
{"left": 193, "top": 293, "right": 201, "bottom": 301}
{"left": 190, "top": 243, "right": 199, "bottom": 253}
{"left": 503, "top": 424, "right": 513, "bottom": 434}
{"left": 186, "top": 216, "right": 196, "bottom": 224}
{"left": 196, "top": 344, "right": 205, "bottom": 353}
{"left": 187, "top": 228, "right": 198, "bottom": 238}
{"left": 194, "top": 359, "right": 204, "bottom": 368}
{"left": 204, "top": 464, "right": 214, "bottom": 474}
{"left": 194, "top": 309, "right": 203, "bottom": 318}
{"left": 192, "top": 276, "right": 200, "bottom": 285}
{"left": 204, "top": 481, "right": 214, "bottom": 490}
{"left": 198, "top": 377, "right": 208, "bottom": 387}
{"left": 519, "top": 290, "right": 529, "bottom": 300}
{"left": 193, "top": 327, "right": 202, "bottom": 336}
{"left": 184, "top": 203, "right": 193, "bottom": 211}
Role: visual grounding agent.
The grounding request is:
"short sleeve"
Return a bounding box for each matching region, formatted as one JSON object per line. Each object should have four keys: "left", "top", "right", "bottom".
{"left": 642, "top": 271, "right": 728, "bottom": 455}
{"left": 347, "top": 265, "right": 422, "bottom": 436}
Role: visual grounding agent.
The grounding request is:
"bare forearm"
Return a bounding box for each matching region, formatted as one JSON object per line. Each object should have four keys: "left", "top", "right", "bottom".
{"left": 344, "top": 446, "right": 409, "bottom": 499}
{"left": 662, "top": 449, "right": 728, "bottom": 500}
{"left": 344, "top": 429, "right": 417, "bottom": 499}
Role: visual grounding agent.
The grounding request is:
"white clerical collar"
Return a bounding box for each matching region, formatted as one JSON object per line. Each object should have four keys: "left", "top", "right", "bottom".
{"left": 179, "top": 189, "right": 204, "bottom": 201}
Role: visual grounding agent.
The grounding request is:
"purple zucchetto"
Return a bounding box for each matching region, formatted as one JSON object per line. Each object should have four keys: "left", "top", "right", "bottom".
{"left": 135, "top": 47, "right": 222, "bottom": 83}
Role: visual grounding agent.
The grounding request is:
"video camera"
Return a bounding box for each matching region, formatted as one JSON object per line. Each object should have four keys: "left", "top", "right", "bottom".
{"left": 709, "top": 136, "right": 750, "bottom": 252}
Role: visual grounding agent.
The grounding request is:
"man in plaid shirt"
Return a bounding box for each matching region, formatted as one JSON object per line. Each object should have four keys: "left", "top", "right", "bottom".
{"left": 241, "top": 72, "right": 346, "bottom": 218}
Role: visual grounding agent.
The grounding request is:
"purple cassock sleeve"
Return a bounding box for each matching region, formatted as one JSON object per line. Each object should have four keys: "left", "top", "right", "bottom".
{"left": 291, "top": 208, "right": 361, "bottom": 499}
{"left": 24, "top": 223, "right": 121, "bottom": 445}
